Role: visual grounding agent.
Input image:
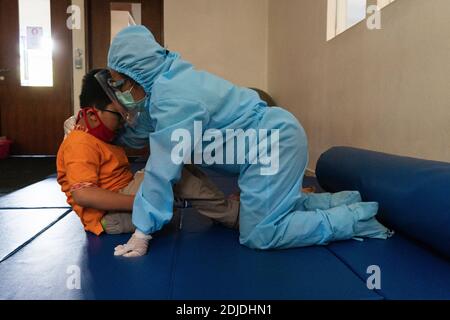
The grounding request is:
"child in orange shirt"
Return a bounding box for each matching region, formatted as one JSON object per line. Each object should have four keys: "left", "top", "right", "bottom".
{"left": 57, "top": 69, "right": 239, "bottom": 236}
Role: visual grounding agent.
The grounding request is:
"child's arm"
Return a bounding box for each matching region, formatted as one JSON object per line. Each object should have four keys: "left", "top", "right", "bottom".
{"left": 72, "top": 187, "right": 135, "bottom": 212}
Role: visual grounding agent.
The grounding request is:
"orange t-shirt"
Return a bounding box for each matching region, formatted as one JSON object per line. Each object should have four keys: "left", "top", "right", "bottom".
{"left": 57, "top": 130, "right": 134, "bottom": 235}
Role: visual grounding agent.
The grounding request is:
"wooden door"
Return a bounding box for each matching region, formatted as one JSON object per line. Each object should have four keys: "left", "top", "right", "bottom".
{"left": 0, "top": 0, "right": 73, "bottom": 155}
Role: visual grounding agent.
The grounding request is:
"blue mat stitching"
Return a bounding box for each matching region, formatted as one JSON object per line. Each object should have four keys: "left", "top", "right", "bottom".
{"left": 168, "top": 215, "right": 183, "bottom": 300}
{"left": 324, "top": 245, "right": 386, "bottom": 300}
{"left": 168, "top": 234, "right": 182, "bottom": 300}
{"left": 0, "top": 209, "right": 73, "bottom": 264}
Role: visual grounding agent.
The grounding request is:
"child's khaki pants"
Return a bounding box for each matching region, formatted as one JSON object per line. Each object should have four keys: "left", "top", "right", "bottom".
{"left": 103, "top": 165, "right": 240, "bottom": 234}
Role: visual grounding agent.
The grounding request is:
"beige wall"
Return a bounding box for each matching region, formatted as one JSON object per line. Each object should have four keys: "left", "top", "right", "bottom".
{"left": 164, "top": 0, "right": 268, "bottom": 91}
{"left": 268, "top": 0, "right": 450, "bottom": 170}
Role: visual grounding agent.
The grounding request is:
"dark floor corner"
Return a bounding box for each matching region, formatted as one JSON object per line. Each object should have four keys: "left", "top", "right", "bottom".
{"left": 0, "top": 157, "right": 57, "bottom": 196}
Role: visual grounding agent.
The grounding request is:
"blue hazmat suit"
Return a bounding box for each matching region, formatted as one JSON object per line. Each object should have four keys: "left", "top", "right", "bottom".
{"left": 109, "top": 26, "right": 391, "bottom": 249}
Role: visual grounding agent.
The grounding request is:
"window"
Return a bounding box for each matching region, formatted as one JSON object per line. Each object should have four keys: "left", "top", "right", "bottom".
{"left": 327, "top": 0, "right": 396, "bottom": 41}
{"left": 18, "top": 0, "right": 53, "bottom": 87}
{"left": 327, "top": 0, "right": 367, "bottom": 41}
{"left": 378, "top": 0, "right": 396, "bottom": 10}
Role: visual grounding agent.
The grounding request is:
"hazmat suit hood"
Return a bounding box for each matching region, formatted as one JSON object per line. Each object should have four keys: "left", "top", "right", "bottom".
{"left": 108, "top": 25, "right": 178, "bottom": 94}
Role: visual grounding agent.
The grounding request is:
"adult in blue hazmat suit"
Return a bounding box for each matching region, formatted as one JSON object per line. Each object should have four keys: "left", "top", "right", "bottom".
{"left": 107, "top": 26, "right": 391, "bottom": 258}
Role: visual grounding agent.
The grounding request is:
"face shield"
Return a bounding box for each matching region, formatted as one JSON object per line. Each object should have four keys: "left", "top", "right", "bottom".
{"left": 94, "top": 69, "right": 143, "bottom": 127}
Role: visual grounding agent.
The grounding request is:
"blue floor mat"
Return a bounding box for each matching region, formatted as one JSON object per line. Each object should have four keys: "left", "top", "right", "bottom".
{"left": 0, "top": 209, "right": 71, "bottom": 263}
{"left": 0, "top": 209, "right": 383, "bottom": 300}
{"left": 328, "top": 235, "right": 450, "bottom": 300}
{"left": 172, "top": 209, "right": 382, "bottom": 300}
{"left": 0, "top": 211, "right": 181, "bottom": 300}
{"left": 0, "top": 176, "right": 69, "bottom": 209}
{"left": 0, "top": 173, "right": 407, "bottom": 300}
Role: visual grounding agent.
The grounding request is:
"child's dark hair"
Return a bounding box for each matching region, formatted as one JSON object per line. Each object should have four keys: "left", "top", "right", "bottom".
{"left": 79, "top": 69, "right": 112, "bottom": 110}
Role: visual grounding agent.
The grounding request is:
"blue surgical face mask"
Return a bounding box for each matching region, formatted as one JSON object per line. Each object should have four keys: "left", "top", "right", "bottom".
{"left": 115, "top": 83, "right": 147, "bottom": 111}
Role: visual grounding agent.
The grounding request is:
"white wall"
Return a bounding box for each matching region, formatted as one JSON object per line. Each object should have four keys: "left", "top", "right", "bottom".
{"left": 268, "top": 0, "right": 450, "bottom": 170}
{"left": 164, "top": 0, "right": 269, "bottom": 91}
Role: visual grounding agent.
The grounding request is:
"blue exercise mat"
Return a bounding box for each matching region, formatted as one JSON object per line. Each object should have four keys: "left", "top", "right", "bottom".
{"left": 328, "top": 235, "right": 450, "bottom": 300}
{"left": 316, "top": 147, "right": 450, "bottom": 259}
{"left": 11, "top": 158, "right": 450, "bottom": 299}
{"left": 0, "top": 176, "right": 70, "bottom": 209}
{"left": 0, "top": 207, "right": 383, "bottom": 300}
{"left": 0, "top": 209, "right": 71, "bottom": 263}
{"left": 0, "top": 211, "right": 181, "bottom": 300}
{"left": 172, "top": 209, "right": 382, "bottom": 300}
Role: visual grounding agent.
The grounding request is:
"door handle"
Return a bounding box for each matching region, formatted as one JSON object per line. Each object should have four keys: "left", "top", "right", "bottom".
{"left": 0, "top": 68, "right": 10, "bottom": 73}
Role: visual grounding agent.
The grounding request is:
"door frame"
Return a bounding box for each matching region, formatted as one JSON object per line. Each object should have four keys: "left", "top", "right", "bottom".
{"left": 85, "top": 0, "right": 164, "bottom": 70}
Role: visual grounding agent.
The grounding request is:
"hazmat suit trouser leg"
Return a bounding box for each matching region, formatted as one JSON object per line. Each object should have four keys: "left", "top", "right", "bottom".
{"left": 238, "top": 108, "right": 390, "bottom": 250}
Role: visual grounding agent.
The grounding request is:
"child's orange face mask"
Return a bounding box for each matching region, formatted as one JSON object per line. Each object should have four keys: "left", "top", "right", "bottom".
{"left": 76, "top": 108, "right": 117, "bottom": 143}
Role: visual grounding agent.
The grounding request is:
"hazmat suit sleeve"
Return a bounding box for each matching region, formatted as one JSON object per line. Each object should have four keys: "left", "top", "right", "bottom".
{"left": 132, "top": 99, "right": 210, "bottom": 235}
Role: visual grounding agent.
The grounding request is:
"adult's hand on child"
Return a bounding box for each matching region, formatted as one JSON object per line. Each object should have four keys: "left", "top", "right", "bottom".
{"left": 114, "top": 230, "right": 152, "bottom": 258}
{"left": 63, "top": 116, "right": 77, "bottom": 138}
{"left": 63, "top": 115, "right": 88, "bottom": 139}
